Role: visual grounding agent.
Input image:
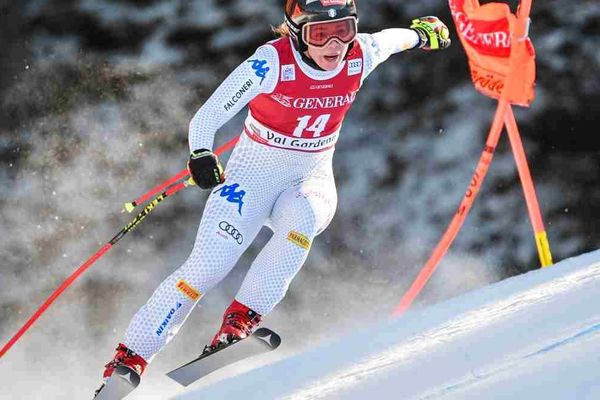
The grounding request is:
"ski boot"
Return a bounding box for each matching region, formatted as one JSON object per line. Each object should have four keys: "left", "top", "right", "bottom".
{"left": 94, "top": 343, "right": 147, "bottom": 399}
{"left": 206, "top": 300, "right": 262, "bottom": 353}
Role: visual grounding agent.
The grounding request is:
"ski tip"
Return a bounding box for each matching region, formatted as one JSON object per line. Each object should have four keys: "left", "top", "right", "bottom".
{"left": 165, "top": 328, "right": 282, "bottom": 387}
{"left": 253, "top": 327, "right": 282, "bottom": 349}
{"left": 94, "top": 366, "right": 139, "bottom": 399}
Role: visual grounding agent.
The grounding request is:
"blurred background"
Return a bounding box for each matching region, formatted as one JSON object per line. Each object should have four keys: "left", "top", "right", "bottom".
{"left": 0, "top": 0, "right": 598, "bottom": 398}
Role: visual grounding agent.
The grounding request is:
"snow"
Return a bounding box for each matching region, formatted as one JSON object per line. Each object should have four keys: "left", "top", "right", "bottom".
{"left": 169, "top": 249, "right": 600, "bottom": 400}
{"left": 0, "top": 3, "right": 597, "bottom": 399}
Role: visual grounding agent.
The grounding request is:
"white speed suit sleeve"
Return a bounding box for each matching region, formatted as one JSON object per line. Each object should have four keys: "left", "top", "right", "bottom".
{"left": 188, "top": 44, "right": 279, "bottom": 152}
{"left": 357, "top": 28, "right": 420, "bottom": 81}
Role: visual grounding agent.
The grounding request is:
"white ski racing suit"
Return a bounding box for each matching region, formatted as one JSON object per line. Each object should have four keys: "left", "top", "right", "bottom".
{"left": 124, "top": 29, "right": 420, "bottom": 362}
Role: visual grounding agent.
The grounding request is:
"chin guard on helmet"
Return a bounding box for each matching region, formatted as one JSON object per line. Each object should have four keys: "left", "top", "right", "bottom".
{"left": 284, "top": 0, "right": 359, "bottom": 53}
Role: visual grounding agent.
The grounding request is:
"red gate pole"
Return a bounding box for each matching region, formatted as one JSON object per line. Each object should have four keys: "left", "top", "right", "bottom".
{"left": 504, "top": 106, "right": 553, "bottom": 266}
{"left": 392, "top": 100, "right": 509, "bottom": 316}
{"left": 393, "top": 0, "right": 538, "bottom": 317}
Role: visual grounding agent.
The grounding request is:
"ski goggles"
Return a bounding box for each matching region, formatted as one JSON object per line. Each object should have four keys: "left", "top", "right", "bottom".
{"left": 302, "top": 16, "right": 358, "bottom": 48}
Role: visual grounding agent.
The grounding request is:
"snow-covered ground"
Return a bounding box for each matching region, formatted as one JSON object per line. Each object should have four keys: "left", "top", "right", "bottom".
{"left": 167, "top": 249, "right": 600, "bottom": 400}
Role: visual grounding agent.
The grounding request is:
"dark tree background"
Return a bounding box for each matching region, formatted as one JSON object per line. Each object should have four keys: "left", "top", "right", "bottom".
{"left": 0, "top": 1, "right": 598, "bottom": 398}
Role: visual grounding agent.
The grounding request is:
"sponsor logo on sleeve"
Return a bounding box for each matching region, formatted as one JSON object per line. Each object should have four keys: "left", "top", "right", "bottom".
{"left": 176, "top": 279, "right": 202, "bottom": 301}
{"left": 156, "top": 301, "right": 182, "bottom": 337}
{"left": 248, "top": 59, "right": 270, "bottom": 84}
{"left": 224, "top": 79, "right": 254, "bottom": 111}
{"left": 281, "top": 64, "right": 296, "bottom": 82}
{"left": 370, "top": 38, "right": 382, "bottom": 59}
{"left": 287, "top": 231, "right": 311, "bottom": 250}
{"left": 347, "top": 59, "right": 362, "bottom": 76}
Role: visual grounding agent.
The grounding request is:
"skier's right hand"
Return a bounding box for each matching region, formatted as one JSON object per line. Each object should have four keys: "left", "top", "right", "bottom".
{"left": 187, "top": 149, "right": 225, "bottom": 189}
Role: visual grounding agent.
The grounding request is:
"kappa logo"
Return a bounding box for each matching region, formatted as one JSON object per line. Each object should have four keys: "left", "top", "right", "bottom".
{"left": 287, "top": 231, "right": 311, "bottom": 250}
{"left": 213, "top": 183, "right": 246, "bottom": 215}
{"left": 176, "top": 279, "right": 202, "bottom": 301}
{"left": 218, "top": 221, "right": 244, "bottom": 244}
{"left": 248, "top": 59, "right": 270, "bottom": 85}
{"left": 347, "top": 59, "right": 362, "bottom": 76}
{"left": 281, "top": 64, "right": 296, "bottom": 82}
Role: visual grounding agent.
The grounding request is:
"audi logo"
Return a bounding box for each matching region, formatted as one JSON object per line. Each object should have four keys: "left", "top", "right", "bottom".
{"left": 219, "top": 221, "right": 243, "bottom": 244}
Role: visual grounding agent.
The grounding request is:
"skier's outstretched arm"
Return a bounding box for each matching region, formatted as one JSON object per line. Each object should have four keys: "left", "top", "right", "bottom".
{"left": 360, "top": 16, "right": 451, "bottom": 79}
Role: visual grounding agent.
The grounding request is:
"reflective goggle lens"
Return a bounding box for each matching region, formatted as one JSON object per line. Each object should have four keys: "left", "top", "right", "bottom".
{"left": 302, "top": 17, "right": 357, "bottom": 47}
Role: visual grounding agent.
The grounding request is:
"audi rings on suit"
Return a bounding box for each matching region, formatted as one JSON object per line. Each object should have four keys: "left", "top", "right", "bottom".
{"left": 219, "top": 221, "right": 244, "bottom": 244}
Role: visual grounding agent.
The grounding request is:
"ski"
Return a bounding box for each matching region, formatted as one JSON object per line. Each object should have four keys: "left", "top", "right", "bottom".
{"left": 166, "top": 327, "right": 281, "bottom": 386}
{"left": 94, "top": 365, "right": 140, "bottom": 400}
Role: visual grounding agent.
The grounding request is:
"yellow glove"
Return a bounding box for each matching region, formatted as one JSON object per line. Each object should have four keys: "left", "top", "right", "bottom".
{"left": 410, "top": 16, "right": 451, "bottom": 50}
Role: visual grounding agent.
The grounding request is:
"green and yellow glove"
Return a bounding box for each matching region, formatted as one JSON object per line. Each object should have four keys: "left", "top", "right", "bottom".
{"left": 410, "top": 16, "right": 451, "bottom": 51}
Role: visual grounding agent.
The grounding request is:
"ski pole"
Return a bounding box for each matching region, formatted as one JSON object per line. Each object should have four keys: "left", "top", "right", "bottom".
{"left": 0, "top": 178, "right": 194, "bottom": 359}
{"left": 123, "top": 135, "right": 240, "bottom": 212}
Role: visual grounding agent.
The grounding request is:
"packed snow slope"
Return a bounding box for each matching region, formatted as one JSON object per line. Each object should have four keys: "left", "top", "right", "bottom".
{"left": 175, "top": 249, "right": 600, "bottom": 400}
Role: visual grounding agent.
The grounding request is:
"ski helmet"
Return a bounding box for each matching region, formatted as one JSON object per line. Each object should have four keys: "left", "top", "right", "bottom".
{"left": 284, "top": 0, "right": 359, "bottom": 52}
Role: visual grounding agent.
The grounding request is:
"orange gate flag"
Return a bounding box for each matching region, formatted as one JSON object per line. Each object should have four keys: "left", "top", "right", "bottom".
{"left": 449, "top": 0, "right": 536, "bottom": 106}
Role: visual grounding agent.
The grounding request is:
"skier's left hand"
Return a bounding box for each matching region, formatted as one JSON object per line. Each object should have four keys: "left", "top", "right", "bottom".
{"left": 410, "top": 16, "right": 451, "bottom": 51}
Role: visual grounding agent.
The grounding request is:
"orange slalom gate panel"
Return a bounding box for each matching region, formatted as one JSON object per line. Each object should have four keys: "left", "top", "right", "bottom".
{"left": 448, "top": 0, "right": 536, "bottom": 106}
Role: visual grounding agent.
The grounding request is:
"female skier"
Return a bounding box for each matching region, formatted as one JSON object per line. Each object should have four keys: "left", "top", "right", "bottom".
{"left": 95, "top": 0, "right": 450, "bottom": 395}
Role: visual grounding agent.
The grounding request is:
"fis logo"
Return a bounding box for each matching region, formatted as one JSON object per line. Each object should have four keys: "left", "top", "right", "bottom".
{"left": 214, "top": 183, "right": 246, "bottom": 215}
{"left": 281, "top": 64, "right": 295, "bottom": 82}
{"left": 248, "top": 59, "right": 270, "bottom": 85}
{"left": 156, "top": 302, "right": 182, "bottom": 337}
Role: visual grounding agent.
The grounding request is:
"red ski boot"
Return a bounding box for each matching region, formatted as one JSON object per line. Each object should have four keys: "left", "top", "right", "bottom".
{"left": 208, "top": 300, "right": 262, "bottom": 351}
{"left": 94, "top": 343, "right": 147, "bottom": 398}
